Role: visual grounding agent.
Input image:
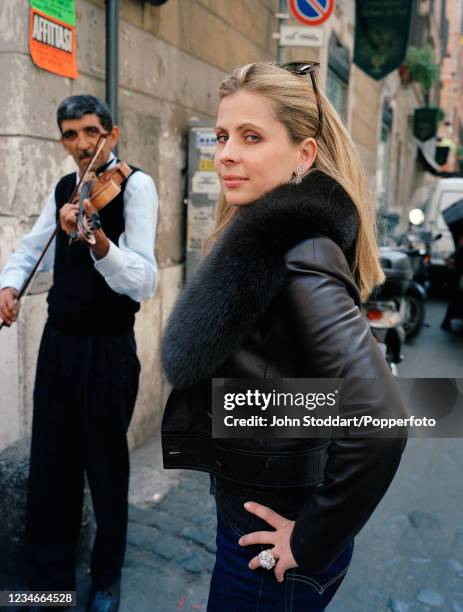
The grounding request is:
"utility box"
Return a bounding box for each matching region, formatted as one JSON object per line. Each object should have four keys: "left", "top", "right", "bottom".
{"left": 185, "top": 120, "right": 220, "bottom": 279}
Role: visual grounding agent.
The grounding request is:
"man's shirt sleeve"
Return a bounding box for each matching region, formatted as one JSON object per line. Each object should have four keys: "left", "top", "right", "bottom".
{"left": 0, "top": 190, "right": 57, "bottom": 292}
{"left": 92, "top": 172, "right": 158, "bottom": 302}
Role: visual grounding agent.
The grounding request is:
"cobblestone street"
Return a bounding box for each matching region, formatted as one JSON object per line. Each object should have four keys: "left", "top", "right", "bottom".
{"left": 1, "top": 300, "right": 462, "bottom": 611}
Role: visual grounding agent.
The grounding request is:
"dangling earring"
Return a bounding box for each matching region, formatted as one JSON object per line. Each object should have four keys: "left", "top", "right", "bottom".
{"left": 290, "top": 164, "right": 305, "bottom": 185}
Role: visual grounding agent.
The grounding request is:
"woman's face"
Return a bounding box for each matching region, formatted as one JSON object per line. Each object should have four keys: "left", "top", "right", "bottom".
{"left": 214, "top": 90, "right": 316, "bottom": 206}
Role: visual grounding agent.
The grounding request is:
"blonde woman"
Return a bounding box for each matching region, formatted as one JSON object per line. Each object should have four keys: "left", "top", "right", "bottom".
{"left": 161, "top": 62, "right": 406, "bottom": 611}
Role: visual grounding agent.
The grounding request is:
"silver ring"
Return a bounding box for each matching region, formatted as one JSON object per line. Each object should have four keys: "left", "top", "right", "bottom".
{"left": 259, "top": 549, "right": 276, "bottom": 570}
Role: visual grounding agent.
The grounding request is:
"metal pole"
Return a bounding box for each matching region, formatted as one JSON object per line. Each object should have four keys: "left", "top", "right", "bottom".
{"left": 106, "top": 0, "right": 119, "bottom": 131}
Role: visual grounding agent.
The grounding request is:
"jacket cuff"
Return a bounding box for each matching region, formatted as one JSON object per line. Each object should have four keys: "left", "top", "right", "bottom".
{"left": 289, "top": 514, "right": 349, "bottom": 574}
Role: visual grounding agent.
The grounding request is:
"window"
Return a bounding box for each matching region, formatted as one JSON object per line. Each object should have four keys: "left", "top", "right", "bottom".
{"left": 376, "top": 103, "right": 393, "bottom": 209}
{"left": 326, "top": 68, "right": 348, "bottom": 122}
{"left": 327, "top": 33, "right": 350, "bottom": 124}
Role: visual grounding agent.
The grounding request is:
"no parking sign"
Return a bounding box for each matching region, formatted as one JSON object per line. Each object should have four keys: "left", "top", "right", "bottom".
{"left": 289, "top": 0, "right": 335, "bottom": 26}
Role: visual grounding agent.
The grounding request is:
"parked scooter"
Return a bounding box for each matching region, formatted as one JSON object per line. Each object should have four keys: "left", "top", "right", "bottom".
{"left": 363, "top": 248, "right": 413, "bottom": 375}
{"left": 394, "top": 227, "right": 442, "bottom": 339}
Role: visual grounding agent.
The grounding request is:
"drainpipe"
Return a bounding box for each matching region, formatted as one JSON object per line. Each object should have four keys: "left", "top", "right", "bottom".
{"left": 106, "top": 0, "right": 119, "bottom": 151}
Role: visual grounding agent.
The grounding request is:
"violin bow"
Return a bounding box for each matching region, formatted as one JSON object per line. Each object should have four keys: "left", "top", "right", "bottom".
{"left": 0, "top": 133, "right": 109, "bottom": 331}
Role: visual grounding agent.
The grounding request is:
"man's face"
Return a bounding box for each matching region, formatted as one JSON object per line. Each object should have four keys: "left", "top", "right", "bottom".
{"left": 60, "top": 113, "right": 119, "bottom": 174}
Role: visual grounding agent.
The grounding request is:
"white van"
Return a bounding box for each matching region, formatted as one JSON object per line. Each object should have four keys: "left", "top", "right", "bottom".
{"left": 417, "top": 178, "right": 463, "bottom": 265}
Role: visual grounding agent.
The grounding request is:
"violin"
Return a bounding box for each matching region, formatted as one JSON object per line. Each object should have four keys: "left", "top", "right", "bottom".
{"left": 71, "top": 161, "right": 133, "bottom": 245}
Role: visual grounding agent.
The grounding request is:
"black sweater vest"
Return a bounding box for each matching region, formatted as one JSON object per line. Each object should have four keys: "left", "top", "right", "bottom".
{"left": 47, "top": 170, "right": 140, "bottom": 332}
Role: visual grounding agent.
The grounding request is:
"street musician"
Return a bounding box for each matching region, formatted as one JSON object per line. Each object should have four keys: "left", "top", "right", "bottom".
{"left": 0, "top": 95, "right": 158, "bottom": 612}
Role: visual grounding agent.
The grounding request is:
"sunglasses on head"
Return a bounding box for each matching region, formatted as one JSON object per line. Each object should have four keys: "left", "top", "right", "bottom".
{"left": 279, "top": 61, "right": 323, "bottom": 139}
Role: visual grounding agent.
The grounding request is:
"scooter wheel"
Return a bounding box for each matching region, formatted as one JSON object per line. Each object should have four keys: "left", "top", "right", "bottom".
{"left": 404, "top": 292, "right": 426, "bottom": 339}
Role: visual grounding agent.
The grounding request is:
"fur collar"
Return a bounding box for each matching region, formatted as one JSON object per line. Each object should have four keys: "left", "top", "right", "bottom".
{"left": 161, "top": 170, "right": 358, "bottom": 389}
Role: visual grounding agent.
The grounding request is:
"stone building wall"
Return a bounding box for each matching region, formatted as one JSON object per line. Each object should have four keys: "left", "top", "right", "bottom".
{"left": 439, "top": 0, "right": 463, "bottom": 172}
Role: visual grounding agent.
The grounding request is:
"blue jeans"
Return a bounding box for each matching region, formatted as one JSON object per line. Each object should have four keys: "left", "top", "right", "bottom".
{"left": 207, "top": 516, "right": 353, "bottom": 612}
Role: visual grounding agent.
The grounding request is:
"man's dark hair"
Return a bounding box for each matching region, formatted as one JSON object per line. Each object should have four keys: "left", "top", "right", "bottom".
{"left": 57, "top": 95, "right": 113, "bottom": 133}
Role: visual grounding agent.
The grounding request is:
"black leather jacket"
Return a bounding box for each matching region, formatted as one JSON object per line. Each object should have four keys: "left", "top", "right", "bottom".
{"left": 161, "top": 171, "right": 407, "bottom": 571}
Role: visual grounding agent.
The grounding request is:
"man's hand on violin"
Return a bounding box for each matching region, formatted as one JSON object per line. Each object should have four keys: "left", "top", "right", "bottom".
{"left": 59, "top": 200, "right": 110, "bottom": 260}
{"left": 83, "top": 199, "right": 110, "bottom": 260}
{"left": 0, "top": 287, "right": 20, "bottom": 325}
{"left": 59, "top": 202, "right": 79, "bottom": 235}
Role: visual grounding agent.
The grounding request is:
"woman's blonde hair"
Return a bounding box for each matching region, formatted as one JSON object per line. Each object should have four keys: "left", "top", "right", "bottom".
{"left": 206, "top": 62, "right": 384, "bottom": 301}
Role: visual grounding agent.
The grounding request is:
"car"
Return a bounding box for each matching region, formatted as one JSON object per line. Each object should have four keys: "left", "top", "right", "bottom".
{"left": 408, "top": 178, "right": 463, "bottom": 290}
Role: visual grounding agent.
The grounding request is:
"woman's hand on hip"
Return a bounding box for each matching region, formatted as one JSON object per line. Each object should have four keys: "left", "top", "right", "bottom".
{"left": 239, "top": 501, "right": 298, "bottom": 582}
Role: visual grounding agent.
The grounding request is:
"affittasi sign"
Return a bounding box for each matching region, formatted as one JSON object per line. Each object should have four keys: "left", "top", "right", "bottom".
{"left": 29, "top": 0, "right": 79, "bottom": 79}
{"left": 353, "top": 0, "right": 412, "bottom": 80}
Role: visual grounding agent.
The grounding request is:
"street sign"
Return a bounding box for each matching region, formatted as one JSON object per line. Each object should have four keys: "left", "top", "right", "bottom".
{"left": 280, "top": 25, "right": 324, "bottom": 47}
{"left": 289, "top": 0, "right": 335, "bottom": 26}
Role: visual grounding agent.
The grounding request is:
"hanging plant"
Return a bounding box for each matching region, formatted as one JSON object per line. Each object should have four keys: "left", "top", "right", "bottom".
{"left": 402, "top": 46, "right": 439, "bottom": 93}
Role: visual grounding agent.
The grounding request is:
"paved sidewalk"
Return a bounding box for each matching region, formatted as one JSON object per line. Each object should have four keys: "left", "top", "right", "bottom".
{"left": 0, "top": 436, "right": 215, "bottom": 612}
{"left": 123, "top": 439, "right": 216, "bottom": 611}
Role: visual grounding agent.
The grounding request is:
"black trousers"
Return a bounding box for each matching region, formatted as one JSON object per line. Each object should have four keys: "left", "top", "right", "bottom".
{"left": 25, "top": 321, "right": 140, "bottom": 591}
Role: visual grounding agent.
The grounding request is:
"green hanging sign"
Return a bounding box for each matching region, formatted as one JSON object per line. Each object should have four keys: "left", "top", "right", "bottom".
{"left": 353, "top": 0, "right": 412, "bottom": 80}
{"left": 413, "top": 108, "right": 439, "bottom": 142}
{"left": 30, "top": 0, "right": 75, "bottom": 27}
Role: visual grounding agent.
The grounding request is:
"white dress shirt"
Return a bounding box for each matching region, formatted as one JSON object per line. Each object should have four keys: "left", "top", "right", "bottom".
{"left": 0, "top": 153, "right": 158, "bottom": 303}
